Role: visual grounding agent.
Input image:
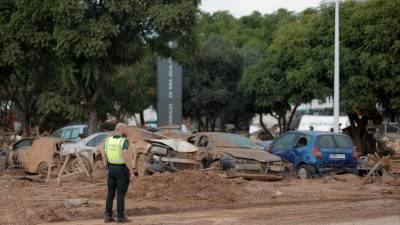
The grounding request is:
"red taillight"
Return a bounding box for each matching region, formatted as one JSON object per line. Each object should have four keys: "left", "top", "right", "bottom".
{"left": 352, "top": 147, "right": 359, "bottom": 160}
{"left": 313, "top": 147, "right": 323, "bottom": 160}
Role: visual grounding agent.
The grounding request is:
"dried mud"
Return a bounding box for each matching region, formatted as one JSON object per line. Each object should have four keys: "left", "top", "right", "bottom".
{"left": 0, "top": 169, "right": 399, "bottom": 225}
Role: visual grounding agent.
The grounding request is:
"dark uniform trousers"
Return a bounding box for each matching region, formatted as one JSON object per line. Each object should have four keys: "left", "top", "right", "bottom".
{"left": 105, "top": 164, "right": 130, "bottom": 218}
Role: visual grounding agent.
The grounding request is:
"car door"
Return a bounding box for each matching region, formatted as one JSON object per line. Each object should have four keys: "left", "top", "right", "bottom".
{"left": 292, "top": 134, "right": 312, "bottom": 165}
{"left": 271, "top": 133, "right": 297, "bottom": 163}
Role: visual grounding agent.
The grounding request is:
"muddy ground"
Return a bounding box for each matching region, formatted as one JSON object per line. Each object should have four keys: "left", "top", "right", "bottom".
{"left": 0, "top": 169, "right": 399, "bottom": 225}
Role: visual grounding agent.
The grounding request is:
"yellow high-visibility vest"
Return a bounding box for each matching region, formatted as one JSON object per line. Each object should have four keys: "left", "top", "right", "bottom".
{"left": 104, "top": 136, "right": 126, "bottom": 164}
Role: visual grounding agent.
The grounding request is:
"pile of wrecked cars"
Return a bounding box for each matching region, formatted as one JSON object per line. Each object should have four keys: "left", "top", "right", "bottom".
{"left": 6, "top": 125, "right": 368, "bottom": 182}
{"left": 128, "top": 129, "right": 285, "bottom": 181}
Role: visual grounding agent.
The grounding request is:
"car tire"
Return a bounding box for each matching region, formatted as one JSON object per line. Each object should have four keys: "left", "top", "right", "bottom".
{"left": 38, "top": 162, "right": 49, "bottom": 177}
{"left": 297, "top": 164, "right": 317, "bottom": 179}
{"left": 71, "top": 157, "right": 92, "bottom": 174}
{"left": 137, "top": 154, "right": 150, "bottom": 177}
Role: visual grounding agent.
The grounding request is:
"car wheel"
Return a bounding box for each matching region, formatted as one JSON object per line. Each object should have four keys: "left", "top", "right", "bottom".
{"left": 137, "top": 154, "right": 150, "bottom": 176}
{"left": 297, "top": 164, "right": 317, "bottom": 179}
{"left": 38, "top": 162, "right": 49, "bottom": 177}
{"left": 71, "top": 157, "right": 92, "bottom": 174}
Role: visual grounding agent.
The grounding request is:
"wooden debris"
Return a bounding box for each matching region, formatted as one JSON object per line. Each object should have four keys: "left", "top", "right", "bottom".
{"left": 364, "top": 153, "right": 400, "bottom": 185}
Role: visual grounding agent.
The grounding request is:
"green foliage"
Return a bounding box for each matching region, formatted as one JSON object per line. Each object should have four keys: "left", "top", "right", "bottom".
{"left": 340, "top": 0, "right": 400, "bottom": 115}
{"left": 183, "top": 35, "right": 244, "bottom": 130}
{"left": 0, "top": 0, "right": 55, "bottom": 135}
{"left": 51, "top": 0, "right": 200, "bottom": 132}
{"left": 105, "top": 54, "right": 157, "bottom": 119}
{"left": 239, "top": 11, "right": 332, "bottom": 132}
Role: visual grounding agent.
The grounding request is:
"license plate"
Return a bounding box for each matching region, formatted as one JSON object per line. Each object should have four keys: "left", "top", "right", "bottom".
{"left": 329, "top": 154, "right": 346, "bottom": 159}
{"left": 236, "top": 163, "right": 261, "bottom": 170}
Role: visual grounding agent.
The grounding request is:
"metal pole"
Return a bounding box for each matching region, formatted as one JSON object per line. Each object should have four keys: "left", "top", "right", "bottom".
{"left": 333, "top": 0, "right": 340, "bottom": 133}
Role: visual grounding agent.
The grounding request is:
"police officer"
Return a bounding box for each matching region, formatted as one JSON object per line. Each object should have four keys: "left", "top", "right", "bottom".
{"left": 101, "top": 123, "right": 133, "bottom": 223}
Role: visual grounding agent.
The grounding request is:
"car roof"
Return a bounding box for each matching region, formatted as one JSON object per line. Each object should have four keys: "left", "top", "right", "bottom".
{"left": 56, "top": 124, "right": 87, "bottom": 130}
{"left": 288, "top": 130, "right": 345, "bottom": 137}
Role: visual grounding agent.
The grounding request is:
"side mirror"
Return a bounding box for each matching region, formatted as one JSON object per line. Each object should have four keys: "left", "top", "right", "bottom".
{"left": 79, "top": 133, "right": 88, "bottom": 139}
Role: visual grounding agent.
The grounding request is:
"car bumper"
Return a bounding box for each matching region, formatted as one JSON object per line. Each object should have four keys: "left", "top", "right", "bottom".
{"left": 316, "top": 164, "right": 359, "bottom": 174}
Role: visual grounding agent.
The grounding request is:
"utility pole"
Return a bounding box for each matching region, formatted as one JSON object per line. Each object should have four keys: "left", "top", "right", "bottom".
{"left": 334, "top": 0, "right": 340, "bottom": 133}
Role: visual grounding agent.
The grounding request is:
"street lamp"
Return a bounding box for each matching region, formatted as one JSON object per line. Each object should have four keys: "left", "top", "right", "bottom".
{"left": 333, "top": 0, "right": 340, "bottom": 133}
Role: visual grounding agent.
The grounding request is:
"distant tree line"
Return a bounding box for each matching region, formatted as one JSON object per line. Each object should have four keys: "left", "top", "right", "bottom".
{"left": 183, "top": 0, "right": 399, "bottom": 155}
{"left": 0, "top": 0, "right": 200, "bottom": 135}
{"left": 0, "top": 0, "right": 398, "bottom": 155}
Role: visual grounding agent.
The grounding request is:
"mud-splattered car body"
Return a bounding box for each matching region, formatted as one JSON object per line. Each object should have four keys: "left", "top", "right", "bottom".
{"left": 135, "top": 139, "right": 203, "bottom": 176}
{"left": 12, "top": 137, "right": 64, "bottom": 175}
{"left": 123, "top": 127, "right": 200, "bottom": 176}
{"left": 188, "top": 132, "right": 285, "bottom": 178}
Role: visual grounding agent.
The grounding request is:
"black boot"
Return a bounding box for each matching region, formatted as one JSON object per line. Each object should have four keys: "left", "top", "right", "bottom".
{"left": 104, "top": 213, "right": 115, "bottom": 223}
{"left": 116, "top": 216, "right": 131, "bottom": 223}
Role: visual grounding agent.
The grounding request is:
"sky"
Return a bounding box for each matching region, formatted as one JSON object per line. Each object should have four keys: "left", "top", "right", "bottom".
{"left": 200, "top": 0, "right": 324, "bottom": 18}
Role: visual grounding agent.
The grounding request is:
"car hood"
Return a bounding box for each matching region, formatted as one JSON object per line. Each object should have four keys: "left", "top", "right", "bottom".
{"left": 215, "top": 147, "right": 281, "bottom": 162}
{"left": 146, "top": 139, "right": 198, "bottom": 153}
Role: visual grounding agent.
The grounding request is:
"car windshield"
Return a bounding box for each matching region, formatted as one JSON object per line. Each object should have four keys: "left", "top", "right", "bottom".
{"left": 212, "top": 134, "right": 256, "bottom": 149}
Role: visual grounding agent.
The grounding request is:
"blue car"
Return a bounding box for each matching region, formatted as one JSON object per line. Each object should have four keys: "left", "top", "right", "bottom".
{"left": 269, "top": 131, "right": 359, "bottom": 179}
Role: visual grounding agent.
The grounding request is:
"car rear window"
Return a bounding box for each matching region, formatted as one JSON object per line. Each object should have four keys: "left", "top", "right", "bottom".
{"left": 333, "top": 135, "right": 353, "bottom": 148}
{"left": 318, "top": 135, "right": 336, "bottom": 148}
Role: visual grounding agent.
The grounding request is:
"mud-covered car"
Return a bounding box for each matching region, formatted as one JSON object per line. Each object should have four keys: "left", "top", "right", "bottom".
{"left": 188, "top": 132, "right": 285, "bottom": 178}
{"left": 117, "top": 127, "right": 200, "bottom": 176}
{"left": 11, "top": 137, "right": 64, "bottom": 175}
{"left": 61, "top": 132, "right": 109, "bottom": 173}
{"left": 155, "top": 125, "right": 190, "bottom": 140}
{"left": 134, "top": 139, "right": 203, "bottom": 176}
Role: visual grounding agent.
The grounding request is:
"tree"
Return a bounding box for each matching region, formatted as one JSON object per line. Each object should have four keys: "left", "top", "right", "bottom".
{"left": 183, "top": 35, "right": 243, "bottom": 131}
{"left": 338, "top": 0, "right": 400, "bottom": 154}
{"left": 240, "top": 11, "right": 332, "bottom": 134}
{"left": 53, "top": 0, "right": 200, "bottom": 134}
{"left": 0, "top": 0, "right": 55, "bottom": 136}
{"left": 104, "top": 53, "right": 157, "bottom": 124}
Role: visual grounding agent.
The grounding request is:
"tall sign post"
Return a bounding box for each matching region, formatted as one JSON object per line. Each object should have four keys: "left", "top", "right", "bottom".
{"left": 156, "top": 57, "right": 182, "bottom": 126}
{"left": 333, "top": 0, "right": 340, "bottom": 133}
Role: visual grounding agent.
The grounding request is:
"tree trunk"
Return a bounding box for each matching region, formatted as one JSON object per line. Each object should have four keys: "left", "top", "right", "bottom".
{"left": 88, "top": 108, "right": 98, "bottom": 134}
{"left": 277, "top": 117, "right": 283, "bottom": 135}
{"left": 286, "top": 104, "right": 299, "bottom": 131}
{"left": 205, "top": 118, "right": 209, "bottom": 132}
{"left": 259, "top": 113, "right": 268, "bottom": 132}
{"left": 219, "top": 114, "right": 226, "bottom": 132}
{"left": 139, "top": 111, "right": 145, "bottom": 127}
{"left": 20, "top": 112, "right": 31, "bottom": 137}
{"left": 211, "top": 118, "right": 216, "bottom": 132}
{"left": 347, "top": 112, "right": 369, "bottom": 155}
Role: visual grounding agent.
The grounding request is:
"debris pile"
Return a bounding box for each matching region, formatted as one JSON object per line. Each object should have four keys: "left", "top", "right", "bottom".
{"left": 364, "top": 153, "right": 400, "bottom": 186}
{"left": 379, "top": 136, "right": 400, "bottom": 155}
{"left": 129, "top": 170, "right": 247, "bottom": 203}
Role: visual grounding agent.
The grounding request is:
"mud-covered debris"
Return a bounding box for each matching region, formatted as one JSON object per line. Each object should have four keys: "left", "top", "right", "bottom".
{"left": 128, "top": 170, "right": 248, "bottom": 203}
{"left": 64, "top": 198, "right": 89, "bottom": 208}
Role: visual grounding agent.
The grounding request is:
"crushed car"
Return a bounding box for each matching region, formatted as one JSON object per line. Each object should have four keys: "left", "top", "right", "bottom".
{"left": 188, "top": 132, "right": 285, "bottom": 180}
{"left": 134, "top": 138, "right": 203, "bottom": 176}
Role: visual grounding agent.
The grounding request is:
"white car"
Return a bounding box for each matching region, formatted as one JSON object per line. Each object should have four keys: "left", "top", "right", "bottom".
{"left": 53, "top": 124, "right": 88, "bottom": 141}
{"left": 61, "top": 132, "right": 109, "bottom": 172}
